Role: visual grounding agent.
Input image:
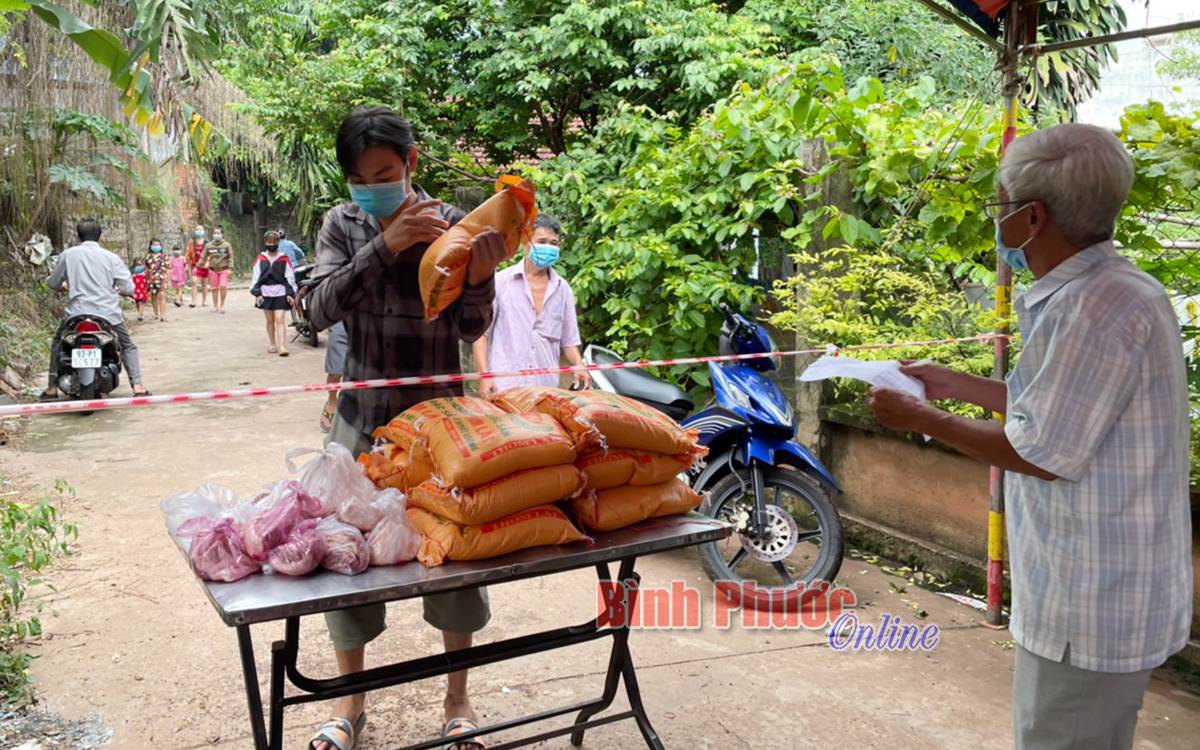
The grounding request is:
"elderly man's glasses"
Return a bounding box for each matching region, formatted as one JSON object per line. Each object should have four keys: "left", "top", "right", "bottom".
{"left": 982, "top": 199, "right": 1032, "bottom": 220}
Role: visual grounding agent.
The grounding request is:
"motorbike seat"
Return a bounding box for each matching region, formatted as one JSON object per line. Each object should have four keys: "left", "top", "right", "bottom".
{"left": 590, "top": 346, "right": 694, "bottom": 411}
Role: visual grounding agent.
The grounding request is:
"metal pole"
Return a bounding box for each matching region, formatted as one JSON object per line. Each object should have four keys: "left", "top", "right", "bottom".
{"left": 987, "top": 0, "right": 1026, "bottom": 630}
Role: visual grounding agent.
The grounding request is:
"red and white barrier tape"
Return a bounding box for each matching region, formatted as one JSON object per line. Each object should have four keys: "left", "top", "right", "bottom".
{"left": 0, "top": 333, "right": 1004, "bottom": 418}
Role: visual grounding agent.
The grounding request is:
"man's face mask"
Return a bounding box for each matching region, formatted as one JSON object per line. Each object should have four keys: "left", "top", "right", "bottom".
{"left": 529, "top": 243, "right": 560, "bottom": 269}
{"left": 994, "top": 202, "right": 1035, "bottom": 272}
{"left": 349, "top": 166, "right": 411, "bottom": 219}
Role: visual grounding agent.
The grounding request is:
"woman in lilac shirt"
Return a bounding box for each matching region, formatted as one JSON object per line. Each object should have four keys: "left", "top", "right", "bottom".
{"left": 473, "top": 214, "right": 591, "bottom": 396}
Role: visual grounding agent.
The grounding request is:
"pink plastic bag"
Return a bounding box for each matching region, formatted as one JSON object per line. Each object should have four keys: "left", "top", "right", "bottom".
{"left": 287, "top": 445, "right": 383, "bottom": 531}
{"left": 181, "top": 518, "right": 261, "bottom": 582}
{"left": 267, "top": 519, "right": 327, "bottom": 577}
{"left": 243, "top": 480, "right": 326, "bottom": 561}
{"left": 318, "top": 517, "right": 370, "bottom": 575}
{"left": 366, "top": 490, "right": 422, "bottom": 566}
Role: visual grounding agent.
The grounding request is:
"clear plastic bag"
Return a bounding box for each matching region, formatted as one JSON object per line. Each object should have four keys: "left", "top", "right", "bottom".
{"left": 287, "top": 445, "right": 382, "bottom": 531}
{"left": 243, "top": 480, "right": 327, "bottom": 561}
{"left": 266, "top": 519, "right": 327, "bottom": 577}
{"left": 181, "top": 517, "right": 261, "bottom": 582}
{"left": 318, "top": 516, "right": 370, "bottom": 575}
{"left": 366, "top": 489, "right": 422, "bottom": 566}
{"left": 161, "top": 484, "right": 251, "bottom": 537}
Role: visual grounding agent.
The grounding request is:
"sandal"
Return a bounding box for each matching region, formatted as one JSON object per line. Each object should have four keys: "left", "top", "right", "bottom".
{"left": 279, "top": 348, "right": 290, "bottom": 357}
{"left": 320, "top": 403, "right": 336, "bottom": 433}
{"left": 443, "top": 717, "right": 486, "bottom": 749}
{"left": 308, "top": 713, "right": 366, "bottom": 750}
{"left": 268, "top": 346, "right": 278, "bottom": 354}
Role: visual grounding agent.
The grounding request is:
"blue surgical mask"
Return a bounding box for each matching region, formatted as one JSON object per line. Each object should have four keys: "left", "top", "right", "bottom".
{"left": 529, "top": 243, "right": 560, "bottom": 269}
{"left": 349, "top": 180, "right": 409, "bottom": 219}
{"left": 994, "top": 204, "right": 1034, "bottom": 273}
{"left": 150, "top": 245, "right": 163, "bottom": 253}
{"left": 194, "top": 230, "right": 204, "bottom": 238}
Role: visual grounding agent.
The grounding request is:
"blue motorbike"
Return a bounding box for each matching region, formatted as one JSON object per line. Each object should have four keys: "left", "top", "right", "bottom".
{"left": 584, "top": 304, "right": 844, "bottom": 611}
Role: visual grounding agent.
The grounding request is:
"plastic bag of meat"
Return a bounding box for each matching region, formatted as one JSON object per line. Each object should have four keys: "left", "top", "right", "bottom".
{"left": 286, "top": 445, "right": 382, "bottom": 531}
{"left": 266, "top": 519, "right": 327, "bottom": 577}
{"left": 318, "top": 517, "right": 370, "bottom": 575}
{"left": 180, "top": 517, "right": 261, "bottom": 582}
{"left": 243, "top": 480, "right": 327, "bottom": 561}
{"left": 366, "top": 490, "right": 422, "bottom": 566}
{"left": 161, "top": 483, "right": 251, "bottom": 536}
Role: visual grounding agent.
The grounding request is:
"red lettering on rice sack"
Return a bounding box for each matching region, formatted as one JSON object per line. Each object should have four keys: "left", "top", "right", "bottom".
{"left": 409, "top": 465, "right": 584, "bottom": 526}
{"left": 537, "top": 390, "right": 700, "bottom": 454}
{"left": 422, "top": 413, "right": 577, "bottom": 489}
{"left": 406, "top": 504, "right": 588, "bottom": 567}
{"left": 372, "top": 397, "right": 505, "bottom": 451}
{"left": 576, "top": 447, "right": 708, "bottom": 491}
{"left": 566, "top": 478, "right": 704, "bottom": 532}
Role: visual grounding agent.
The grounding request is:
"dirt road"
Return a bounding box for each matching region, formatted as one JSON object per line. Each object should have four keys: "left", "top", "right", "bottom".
{"left": 3, "top": 290, "right": 1198, "bottom": 749}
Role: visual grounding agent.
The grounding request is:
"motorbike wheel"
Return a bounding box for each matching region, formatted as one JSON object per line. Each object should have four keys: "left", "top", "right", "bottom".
{"left": 78, "top": 380, "right": 96, "bottom": 417}
{"left": 698, "top": 467, "right": 844, "bottom": 612}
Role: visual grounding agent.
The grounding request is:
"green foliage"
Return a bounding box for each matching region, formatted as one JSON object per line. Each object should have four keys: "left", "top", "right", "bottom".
{"left": 0, "top": 478, "right": 77, "bottom": 705}
{"left": 47, "top": 163, "right": 123, "bottom": 204}
{"left": 742, "top": 0, "right": 994, "bottom": 102}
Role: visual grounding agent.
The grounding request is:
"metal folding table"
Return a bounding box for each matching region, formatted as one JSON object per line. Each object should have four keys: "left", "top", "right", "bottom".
{"left": 171, "top": 513, "right": 730, "bottom": 750}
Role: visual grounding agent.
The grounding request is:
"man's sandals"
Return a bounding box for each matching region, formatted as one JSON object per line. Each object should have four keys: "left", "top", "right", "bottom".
{"left": 308, "top": 713, "right": 366, "bottom": 750}
{"left": 443, "top": 717, "right": 486, "bottom": 749}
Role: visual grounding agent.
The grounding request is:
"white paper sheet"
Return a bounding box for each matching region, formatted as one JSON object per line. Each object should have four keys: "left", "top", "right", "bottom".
{"left": 799, "top": 356, "right": 927, "bottom": 401}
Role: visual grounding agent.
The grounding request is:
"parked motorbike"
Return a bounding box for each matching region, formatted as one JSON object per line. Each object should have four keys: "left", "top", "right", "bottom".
{"left": 585, "top": 303, "right": 844, "bottom": 611}
{"left": 55, "top": 315, "right": 123, "bottom": 412}
{"left": 290, "top": 263, "right": 320, "bottom": 347}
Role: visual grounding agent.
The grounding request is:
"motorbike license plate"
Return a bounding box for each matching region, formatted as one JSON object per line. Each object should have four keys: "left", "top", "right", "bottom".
{"left": 71, "top": 348, "right": 103, "bottom": 369}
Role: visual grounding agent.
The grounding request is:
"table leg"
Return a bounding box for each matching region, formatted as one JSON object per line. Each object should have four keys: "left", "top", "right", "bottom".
{"left": 622, "top": 646, "right": 665, "bottom": 749}
{"left": 237, "top": 625, "right": 270, "bottom": 750}
{"left": 571, "top": 558, "right": 650, "bottom": 748}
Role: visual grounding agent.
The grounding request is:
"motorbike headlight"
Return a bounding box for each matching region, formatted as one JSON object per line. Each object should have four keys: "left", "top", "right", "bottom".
{"left": 729, "top": 387, "right": 753, "bottom": 411}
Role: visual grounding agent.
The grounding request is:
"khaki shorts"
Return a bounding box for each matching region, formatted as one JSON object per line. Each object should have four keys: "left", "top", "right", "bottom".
{"left": 324, "top": 415, "right": 490, "bottom": 650}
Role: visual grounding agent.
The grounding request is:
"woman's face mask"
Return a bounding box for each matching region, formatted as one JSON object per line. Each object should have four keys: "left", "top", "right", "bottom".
{"left": 150, "top": 244, "right": 163, "bottom": 253}
{"left": 194, "top": 230, "right": 205, "bottom": 238}
{"left": 213, "top": 232, "right": 223, "bottom": 242}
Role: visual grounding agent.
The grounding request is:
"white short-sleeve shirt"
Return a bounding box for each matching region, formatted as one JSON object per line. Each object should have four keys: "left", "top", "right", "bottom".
{"left": 1004, "top": 241, "right": 1193, "bottom": 673}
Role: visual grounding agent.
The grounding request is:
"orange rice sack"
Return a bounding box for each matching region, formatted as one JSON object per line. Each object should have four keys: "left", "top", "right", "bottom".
{"left": 423, "top": 413, "right": 577, "bottom": 489}
{"left": 567, "top": 478, "right": 704, "bottom": 532}
{"left": 407, "top": 505, "right": 588, "bottom": 567}
{"left": 536, "top": 390, "right": 699, "bottom": 454}
{"left": 358, "top": 442, "right": 435, "bottom": 492}
{"left": 491, "top": 385, "right": 570, "bottom": 415}
{"left": 420, "top": 177, "right": 537, "bottom": 322}
{"left": 409, "top": 465, "right": 583, "bottom": 526}
{"left": 372, "top": 397, "right": 506, "bottom": 451}
{"left": 576, "top": 448, "right": 705, "bottom": 491}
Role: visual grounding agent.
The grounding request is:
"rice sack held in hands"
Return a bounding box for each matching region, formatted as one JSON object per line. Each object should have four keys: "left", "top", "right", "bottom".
{"left": 420, "top": 175, "right": 538, "bottom": 322}
{"left": 303, "top": 106, "right": 509, "bottom": 731}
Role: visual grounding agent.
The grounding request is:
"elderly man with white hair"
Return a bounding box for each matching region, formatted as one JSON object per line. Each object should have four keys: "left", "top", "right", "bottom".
{"left": 868, "top": 122, "right": 1193, "bottom": 749}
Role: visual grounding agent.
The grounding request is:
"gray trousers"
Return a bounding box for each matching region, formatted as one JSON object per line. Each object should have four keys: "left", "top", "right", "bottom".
{"left": 48, "top": 320, "right": 142, "bottom": 388}
{"left": 1014, "top": 644, "right": 1155, "bottom": 750}
{"left": 323, "top": 414, "right": 490, "bottom": 651}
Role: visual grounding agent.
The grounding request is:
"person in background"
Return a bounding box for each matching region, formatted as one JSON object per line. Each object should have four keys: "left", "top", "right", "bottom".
{"left": 169, "top": 245, "right": 189, "bottom": 307}
{"left": 474, "top": 214, "right": 590, "bottom": 397}
{"left": 186, "top": 224, "right": 209, "bottom": 307}
{"left": 131, "top": 256, "right": 148, "bottom": 321}
{"left": 320, "top": 321, "right": 348, "bottom": 433}
{"left": 200, "top": 226, "right": 235, "bottom": 314}
{"left": 145, "top": 238, "right": 170, "bottom": 323}
{"left": 866, "top": 123, "right": 1192, "bottom": 750}
{"left": 250, "top": 230, "right": 297, "bottom": 357}
{"left": 42, "top": 219, "right": 151, "bottom": 400}
{"left": 277, "top": 228, "right": 307, "bottom": 266}
{"left": 306, "top": 105, "right": 507, "bottom": 750}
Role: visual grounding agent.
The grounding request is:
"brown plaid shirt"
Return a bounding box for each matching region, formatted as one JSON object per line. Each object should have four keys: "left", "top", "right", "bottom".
{"left": 308, "top": 187, "right": 495, "bottom": 437}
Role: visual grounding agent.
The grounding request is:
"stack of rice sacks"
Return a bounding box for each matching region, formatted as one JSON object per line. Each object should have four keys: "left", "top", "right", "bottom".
{"left": 493, "top": 387, "right": 707, "bottom": 532}
{"left": 367, "top": 397, "right": 588, "bottom": 566}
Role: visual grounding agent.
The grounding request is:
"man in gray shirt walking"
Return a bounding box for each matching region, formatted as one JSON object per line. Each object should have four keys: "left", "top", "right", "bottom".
{"left": 42, "top": 219, "right": 151, "bottom": 400}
